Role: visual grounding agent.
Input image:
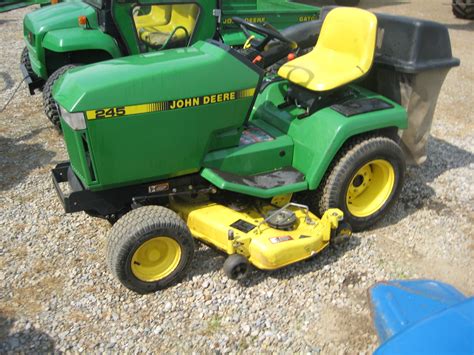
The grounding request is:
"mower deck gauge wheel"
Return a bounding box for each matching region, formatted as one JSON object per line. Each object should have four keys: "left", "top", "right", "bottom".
{"left": 224, "top": 254, "right": 250, "bottom": 280}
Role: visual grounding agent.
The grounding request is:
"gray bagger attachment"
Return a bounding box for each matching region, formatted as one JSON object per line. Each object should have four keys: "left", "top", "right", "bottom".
{"left": 362, "top": 13, "right": 460, "bottom": 165}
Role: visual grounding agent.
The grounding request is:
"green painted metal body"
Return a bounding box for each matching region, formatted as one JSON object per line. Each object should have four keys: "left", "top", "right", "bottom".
{"left": 53, "top": 40, "right": 407, "bottom": 198}
{"left": 203, "top": 82, "right": 407, "bottom": 198}
{"left": 55, "top": 41, "right": 260, "bottom": 190}
{"left": 23, "top": 1, "right": 99, "bottom": 78}
{"left": 22, "top": 0, "right": 319, "bottom": 80}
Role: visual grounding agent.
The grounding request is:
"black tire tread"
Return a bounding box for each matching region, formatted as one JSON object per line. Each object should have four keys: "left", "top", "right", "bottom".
{"left": 311, "top": 135, "right": 405, "bottom": 232}
{"left": 43, "top": 64, "right": 77, "bottom": 131}
{"left": 311, "top": 134, "right": 375, "bottom": 215}
{"left": 452, "top": 0, "right": 474, "bottom": 19}
{"left": 223, "top": 254, "right": 249, "bottom": 280}
{"left": 107, "top": 206, "right": 194, "bottom": 293}
{"left": 20, "top": 47, "right": 38, "bottom": 81}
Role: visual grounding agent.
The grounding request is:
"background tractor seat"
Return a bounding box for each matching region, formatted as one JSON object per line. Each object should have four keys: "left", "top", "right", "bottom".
{"left": 135, "top": 4, "right": 199, "bottom": 47}
{"left": 278, "top": 7, "right": 378, "bottom": 92}
{"left": 134, "top": 5, "right": 172, "bottom": 28}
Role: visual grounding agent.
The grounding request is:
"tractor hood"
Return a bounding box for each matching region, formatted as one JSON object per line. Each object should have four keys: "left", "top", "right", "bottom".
{"left": 54, "top": 40, "right": 262, "bottom": 190}
{"left": 53, "top": 41, "right": 261, "bottom": 113}
{"left": 23, "top": 2, "right": 98, "bottom": 36}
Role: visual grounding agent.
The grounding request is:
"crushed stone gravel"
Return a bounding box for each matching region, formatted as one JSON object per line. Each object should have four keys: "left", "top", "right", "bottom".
{"left": 1, "top": 1, "right": 473, "bottom": 353}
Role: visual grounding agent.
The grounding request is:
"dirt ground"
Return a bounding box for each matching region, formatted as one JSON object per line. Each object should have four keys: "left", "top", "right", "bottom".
{"left": 0, "top": 0, "right": 473, "bottom": 353}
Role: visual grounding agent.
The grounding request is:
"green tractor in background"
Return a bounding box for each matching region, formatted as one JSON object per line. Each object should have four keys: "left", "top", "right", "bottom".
{"left": 20, "top": 0, "right": 321, "bottom": 130}
{"left": 50, "top": 7, "right": 458, "bottom": 293}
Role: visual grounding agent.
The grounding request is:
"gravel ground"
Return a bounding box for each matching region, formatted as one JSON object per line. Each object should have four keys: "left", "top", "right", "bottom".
{"left": 1, "top": 1, "right": 473, "bottom": 353}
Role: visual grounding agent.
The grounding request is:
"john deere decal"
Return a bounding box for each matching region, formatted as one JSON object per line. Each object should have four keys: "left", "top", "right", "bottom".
{"left": 86, "top": 88, "right": 256, "bottom": 120}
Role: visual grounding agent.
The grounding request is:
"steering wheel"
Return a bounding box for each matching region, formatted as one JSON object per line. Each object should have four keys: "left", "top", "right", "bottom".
{"left": 232, "top": 17, "right": 296, "bottom": 52}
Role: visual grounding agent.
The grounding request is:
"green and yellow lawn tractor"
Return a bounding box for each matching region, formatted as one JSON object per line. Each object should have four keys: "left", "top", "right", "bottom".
{"left": 20, "top": 0, "right": 321, "bottom": 130}
{"left": 51, "top": 7, "right": 459, "bottom": 293}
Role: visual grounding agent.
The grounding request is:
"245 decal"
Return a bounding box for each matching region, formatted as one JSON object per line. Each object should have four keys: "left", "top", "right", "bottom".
{"left": 94, "top": 107, "right": 126, "bottom": 119}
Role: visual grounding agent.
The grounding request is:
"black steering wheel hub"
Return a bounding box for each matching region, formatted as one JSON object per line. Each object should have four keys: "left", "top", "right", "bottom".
{"left": 232, "top": 16, "right": 296, "bottom": 52}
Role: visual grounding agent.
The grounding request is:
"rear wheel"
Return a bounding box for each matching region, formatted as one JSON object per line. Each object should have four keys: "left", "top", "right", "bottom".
{"left": 20, "top": 47, "right": 39, "bottom": 82}
{"left": 107, "top": 206, "right": 194, "bottom": 293}
{"left": 312, "top": 136, "right": 405, "bottom": 232}
{"left": 43, "top": 64, "right": 78, "bottom": 131}
{"left": 452, "top": 0, "right": 474, "bottom": 19}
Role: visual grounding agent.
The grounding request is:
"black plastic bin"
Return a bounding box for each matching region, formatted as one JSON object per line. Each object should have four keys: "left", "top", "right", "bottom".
{"left": 367, "top": 13, "right": 460, "bottom": 164}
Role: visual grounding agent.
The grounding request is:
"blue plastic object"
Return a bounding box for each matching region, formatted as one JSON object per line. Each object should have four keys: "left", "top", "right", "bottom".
{"left": 370, "top": 280, "right": 474, "bottom": 354}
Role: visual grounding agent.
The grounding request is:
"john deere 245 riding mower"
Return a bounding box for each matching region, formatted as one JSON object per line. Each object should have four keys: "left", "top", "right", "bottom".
{"left": 51, "top": 7, "right": 458, "bottom": 293}
{"left": 20, "top": 0, "right": 320, "bottom": 130}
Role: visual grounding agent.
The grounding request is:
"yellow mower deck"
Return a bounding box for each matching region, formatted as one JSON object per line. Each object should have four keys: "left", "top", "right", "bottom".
{"left": 170, "top": 198, "right": 346, "bottom": 270}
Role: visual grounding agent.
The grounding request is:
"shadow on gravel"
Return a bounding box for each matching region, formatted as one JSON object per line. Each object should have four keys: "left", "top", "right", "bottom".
{"left": 0, "top": 19, "right": 15, "bottom": 26}
{"left": 377, "top": 136, "right": 474, "bottom": 228}
{"left": 0, "top": 128, "right": 55, "bottom": 192}
{"left": 239, "top": 236, "right": 362, "bottom": 288}
{"left": 444, "top": 22, "right": 474, "bottom": 33}
{"left": 0, "top": 315, "right": 55, "bottom": 353}
{"left": 187, "top": 245, "right": 226, "bottom": 279}
{"left": 187, "top": 236, "right": 360, "bottom": 285}
{"left": 0, "top": 72, "right": 14, "bottom": 91}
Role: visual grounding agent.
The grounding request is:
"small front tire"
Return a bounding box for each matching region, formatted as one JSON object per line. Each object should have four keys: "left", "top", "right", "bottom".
{"left": 107, "top": 206, "right": 194, "bottom": 294}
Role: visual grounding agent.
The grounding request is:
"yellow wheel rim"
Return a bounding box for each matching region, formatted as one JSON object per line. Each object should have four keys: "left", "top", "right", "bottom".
{"left": 131, "top": 236, "right": 181, "bottom": 282}
{"left": 346, "top": 159, "right": 395, "bottom": 218}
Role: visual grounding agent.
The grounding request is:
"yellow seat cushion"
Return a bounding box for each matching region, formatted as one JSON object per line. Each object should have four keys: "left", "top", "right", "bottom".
{"left": 135, "top": 4, "right": 199, "bottom": 46}
{"left": 278, "top": 7, "right": 378, "bottom": 92}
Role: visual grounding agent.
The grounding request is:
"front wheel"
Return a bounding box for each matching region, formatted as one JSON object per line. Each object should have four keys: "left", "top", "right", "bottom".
{"left": 312, "top": 136, "right": 405, "bottom": 232}
{"left": 107, "top": 206, "right": 194, "bottom": 293}
{"left": 43, "top": 64, "right": 78, "bottom": 131}
{"left": 20, "top": 47, "right": 39, "bottom": 82}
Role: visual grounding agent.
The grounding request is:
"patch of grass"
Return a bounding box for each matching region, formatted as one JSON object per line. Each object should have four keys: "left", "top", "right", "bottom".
{"left": 204, "top": 316, "right": 222, "bottom": 335}
{"left": 237, "top": 337, "right": 249, "bottom": 350}
{"left": 396, "top": 271, "right": 410, "bottom": 279}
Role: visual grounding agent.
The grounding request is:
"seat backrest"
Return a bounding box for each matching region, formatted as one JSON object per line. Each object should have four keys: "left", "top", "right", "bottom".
{"left": 170, "top": 4, "right": 199, "bottom": 32}
{"left": 134, "top": 5, "right": 172, "bottom": 28}
{"left": 316, "top": 7, "right": 377, "bottom": 74}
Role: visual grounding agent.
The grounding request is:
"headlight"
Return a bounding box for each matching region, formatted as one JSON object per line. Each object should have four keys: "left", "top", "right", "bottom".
{"left": 27, "top": 31, "right": 34, "bottom": 45}
{"left": 59, "top": 106, "right": 86, "bottom": 130}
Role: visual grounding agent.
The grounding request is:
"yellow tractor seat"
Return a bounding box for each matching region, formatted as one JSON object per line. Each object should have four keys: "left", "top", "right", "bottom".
{"left": 278, "top": 7, "right": 378, "bottom": 92}
{"left": 134, "top": 5, "right": 172, "bottom": 29}
{"left": 135, "top": 4, "right": 199, "bottom": 47}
